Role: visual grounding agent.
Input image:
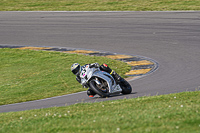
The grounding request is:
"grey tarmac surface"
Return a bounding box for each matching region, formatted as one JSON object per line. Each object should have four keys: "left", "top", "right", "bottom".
{"left": 0, "top": 11, "right": 200, "bottom": 113}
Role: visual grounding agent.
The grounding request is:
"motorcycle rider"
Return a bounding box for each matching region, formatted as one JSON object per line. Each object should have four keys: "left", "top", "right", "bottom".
{"left": 71, "top": 63, "right": 121, "bottom": 97}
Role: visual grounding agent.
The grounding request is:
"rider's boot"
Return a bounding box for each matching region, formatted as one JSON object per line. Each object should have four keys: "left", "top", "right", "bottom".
{"left": 100, "top": 63, "right": 122, "bottom": 83}
{"left": 111, "top": 70, "right": 122, "bottom": 83}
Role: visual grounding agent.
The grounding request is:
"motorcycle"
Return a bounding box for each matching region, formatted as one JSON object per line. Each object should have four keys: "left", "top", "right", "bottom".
{"left": 80, "top": 64, "right": 132, "bottom": 97}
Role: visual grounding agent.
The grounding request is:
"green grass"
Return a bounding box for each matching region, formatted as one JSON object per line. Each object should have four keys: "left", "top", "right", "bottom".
{"left": 0, "top": 48, "right": 131, "bottom": 105}
{"left": 0, "top": 91, "right": 199, "bottom": 133}
{"left": 0, "top": 0, "right": 200, "bottom": 11}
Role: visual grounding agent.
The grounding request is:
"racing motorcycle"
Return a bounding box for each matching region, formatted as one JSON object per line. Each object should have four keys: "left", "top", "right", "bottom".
{"left": 80, "top": 64, "right": 132, "bottom": 97}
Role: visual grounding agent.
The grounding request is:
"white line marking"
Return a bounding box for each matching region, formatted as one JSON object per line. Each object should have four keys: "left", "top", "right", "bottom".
{"left": 0, "top": 91, "right": 86, "bottom": 107}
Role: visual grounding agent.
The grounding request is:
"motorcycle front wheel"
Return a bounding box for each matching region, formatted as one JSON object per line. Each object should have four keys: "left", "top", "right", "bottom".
{"left": 89, "top": 79, "right": 110, "bottom": 98}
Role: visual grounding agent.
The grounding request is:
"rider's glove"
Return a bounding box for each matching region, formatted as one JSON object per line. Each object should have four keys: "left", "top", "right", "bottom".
{"left": 76, "top": 76, "right": 81, "bottom": 83}
{"left": 83, "top": 85, "right": 88, "bottom": 88}
{"left": 82, "top": 82, "right": 89, "bottom": 88}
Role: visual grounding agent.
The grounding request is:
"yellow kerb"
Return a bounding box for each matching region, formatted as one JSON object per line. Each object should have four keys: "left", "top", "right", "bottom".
{"left": 66, "top": 50, "right": 98, "bottom": 54}
{"left": 106, "top": 55, "right": 133, "bottom": 59}
{"left": 125, "top": 68, "right": 152, "bottom": 75}
{"left": 17, "top": 47, "right": 51, "bottom": 50}
{"left": 127, "top": 60, "right": 153, "bottom": 66}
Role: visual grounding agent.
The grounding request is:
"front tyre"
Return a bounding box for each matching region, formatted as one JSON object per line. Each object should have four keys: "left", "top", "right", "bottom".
{"left": 89, "top": 80, "right": 110, "bottom": 98}
{"left": 119, "top": 78, "right": 132, "bottom": 94}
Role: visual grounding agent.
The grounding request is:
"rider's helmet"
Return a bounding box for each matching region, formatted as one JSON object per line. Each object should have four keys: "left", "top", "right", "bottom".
{"left": 71, "top": 63, "right": 81, "bottom": 75}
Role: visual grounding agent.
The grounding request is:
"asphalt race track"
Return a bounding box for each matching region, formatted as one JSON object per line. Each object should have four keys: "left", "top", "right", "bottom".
{"left": 0, "top": 11, "right": 200, "bottom": 112}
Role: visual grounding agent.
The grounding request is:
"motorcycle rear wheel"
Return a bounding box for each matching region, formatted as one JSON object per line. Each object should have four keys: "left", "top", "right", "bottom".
{"left": 89, "top": 79, "right": 110, "bottom": 98}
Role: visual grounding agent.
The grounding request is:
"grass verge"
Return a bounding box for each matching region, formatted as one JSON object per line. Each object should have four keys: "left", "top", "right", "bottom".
{"left": 0, "top": 91, "right": 199, "bottom": 132}
{"left": 0, "top": 0, "right": 200, "bottom": 11}
{"left": 0, "top": 48, "right": 130, "bottom": 105}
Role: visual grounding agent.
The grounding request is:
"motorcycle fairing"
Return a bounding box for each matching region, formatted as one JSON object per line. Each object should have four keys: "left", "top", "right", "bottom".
{"left": 92, "top": 71, "right": 122, "bottom": 93}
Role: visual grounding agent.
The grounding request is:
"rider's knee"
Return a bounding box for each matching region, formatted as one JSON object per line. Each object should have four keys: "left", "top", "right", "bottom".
{"left": 87, "top": 89, "right": 96, "bottom": 96}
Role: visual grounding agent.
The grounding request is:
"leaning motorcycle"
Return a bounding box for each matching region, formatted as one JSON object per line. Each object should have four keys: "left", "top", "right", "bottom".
{"left": 80, "top": 64, "right": 132, "bottom": 97}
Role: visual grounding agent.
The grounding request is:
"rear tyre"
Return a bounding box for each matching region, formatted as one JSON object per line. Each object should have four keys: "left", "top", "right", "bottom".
{"left": 119, "top": 78, "right": 132, "bottom": 94}
{"left": 89, "top": 79, "right": 110, "bottom": 98}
